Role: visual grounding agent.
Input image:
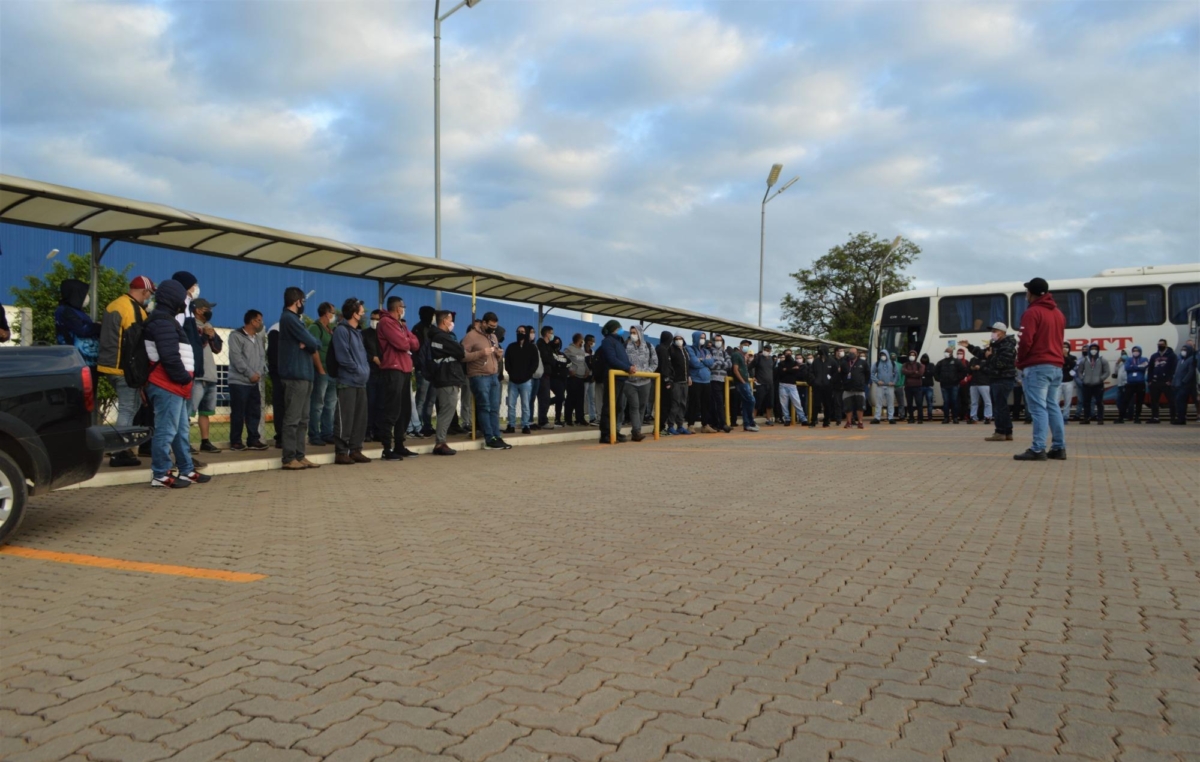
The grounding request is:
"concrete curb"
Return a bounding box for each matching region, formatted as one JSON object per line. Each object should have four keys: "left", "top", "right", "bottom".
{"left": 64, "top": 428, "right": 602, "bottom": 490}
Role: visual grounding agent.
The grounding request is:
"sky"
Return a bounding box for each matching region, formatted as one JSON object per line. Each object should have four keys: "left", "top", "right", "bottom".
{"left": 1, "top": 0, "right": 1197, "bottom": 329}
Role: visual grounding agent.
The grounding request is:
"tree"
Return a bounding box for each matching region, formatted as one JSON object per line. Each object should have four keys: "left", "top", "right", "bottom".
{"left": 780, "top": 232, "right": 920, "bottom": 347}
{"left": 10, "top": 252, "right": 135, "bottom": 421}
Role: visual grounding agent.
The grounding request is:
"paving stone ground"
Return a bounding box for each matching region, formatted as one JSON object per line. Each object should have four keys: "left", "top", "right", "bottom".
{"left": 2, "top": 422, "right": 1198, "bottom": 762}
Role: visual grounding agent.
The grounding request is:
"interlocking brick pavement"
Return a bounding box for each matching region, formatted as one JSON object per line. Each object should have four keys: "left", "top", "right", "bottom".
{"left": 2, "top": 423, "right": 1198, "bottom": 761}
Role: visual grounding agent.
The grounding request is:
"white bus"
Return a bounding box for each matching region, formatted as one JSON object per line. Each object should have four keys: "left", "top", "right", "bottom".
{"left": 870, "top": 264, "right": 1200, "bottom": 407}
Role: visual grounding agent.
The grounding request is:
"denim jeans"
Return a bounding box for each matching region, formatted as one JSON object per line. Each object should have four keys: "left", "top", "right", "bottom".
{"left": 990, "top": 378, "right": 1014, "bottom": 435}
{"left": 940, "top": 385, "right": 958, "bottom": 421}
{"left": 1023, "top": 364, "right": 1065, "bottom": 453}
{"left": 780, "top": 384, "right": 807, "bottom": 423}
{"left": 308, "top": 372, "right": 337, "bottom": 441}
{"left": 414, "top": 372, "right": 434, "bottom": 430}
{"left": 146, "top": 384, "right": 193, "bottom": 479}
{"left": 584, "top": 381, "right": 597, "bottom": 420}
{"left": 921, "top": 387, "right": 935, "bottom": 420}
{"left": 969, "top": 385, "right": 993, "bottom": 420}
{"left": 229, "top": 383, "right": 262, "bottom": 446}
{"left": 506, "top": 379, "right": 533, "bottom": 428}
{"left": 108, "top": 374, "right": 140, "bottom": 429}
{"left": 736, "top": 381, "right": 756, "bottom": 426}
{"left": 469, "top": 374, "right": 502, "bottom": 440}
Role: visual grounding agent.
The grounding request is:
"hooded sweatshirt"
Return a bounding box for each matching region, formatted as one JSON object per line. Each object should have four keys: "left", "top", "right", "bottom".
{"left": 54, "top": 279, "right": 101, "bottom": 366}
{"left": 1016, "top": 293, "right": 1066, "bottom": 369}
{"left": 143, "top": 279, "right": 194, "bottom": 397}
{"left": 1124, "top": 348, "right": 1149, "bottom": 385}
{"left": 1077, "top": 345, "right": 1111, "bottom": 385}
{"left": 901, "top": 356, "right": 924, "bottom": 388}
{"left": 1147, "top": 346, "right": 1177, "bottom": 384}
{"left": 377, "top": 314, "right": 419, "bottom": 373}
{"left": 505, "top": 335, "right": 539, "bottom": 384}
{"left": 667, "top": 335, "right": 689, "bottom": 383}
{"left": 655, "top": 331, "right": 675, "bottom": 388}
{"left": 709, "top": 341, "right": 731, "bottom": 383}
{"left": 686, "top": 332, "right": 714, "bottom": 384}
{"left": 751, "top": 350, "right": 774, "bottom": 386}
{"left": 331, "top": 322, "right": 370, "bottom": 388}
{"left": 565, "top": 341, "right": 589, "bottom": 378}
{"left": 871, "top": 350, "right": 897, "bottom": 386}
{"left": 624, "top": 331, "right": 657, "bottom": 387}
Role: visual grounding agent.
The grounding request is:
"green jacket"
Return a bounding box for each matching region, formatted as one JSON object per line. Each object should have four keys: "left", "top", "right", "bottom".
{"left": 308, "top": 320, "right": 334, "bottom": 365}
{"left": 893, "top": 359, "right": 905, "bottom": 388}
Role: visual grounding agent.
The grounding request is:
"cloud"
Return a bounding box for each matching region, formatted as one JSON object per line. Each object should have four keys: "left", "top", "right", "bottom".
{"left": 1, "top": 0, "right": 1196, "bottom": 331}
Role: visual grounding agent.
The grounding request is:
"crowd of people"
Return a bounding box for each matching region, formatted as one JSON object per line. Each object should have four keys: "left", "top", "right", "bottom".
{"left": 45, "top": 272, "right": 1199, "bottom": 487}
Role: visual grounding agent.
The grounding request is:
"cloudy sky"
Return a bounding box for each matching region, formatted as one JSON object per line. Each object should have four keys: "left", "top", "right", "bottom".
{"left": 2, "top": 0, "right": 1197, "bottom": 327}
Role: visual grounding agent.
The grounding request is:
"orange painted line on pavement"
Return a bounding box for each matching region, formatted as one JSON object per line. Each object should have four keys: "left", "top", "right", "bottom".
{"left": 0, "top": 546, "right": 266, "bottom": 583}
{"left": 616, "top": 447, "right": 1199, "bottom": 461}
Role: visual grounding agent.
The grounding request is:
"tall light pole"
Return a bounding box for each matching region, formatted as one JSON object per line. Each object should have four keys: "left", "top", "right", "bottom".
{"left": 877, "top": 235, "right": 904, "bottom": 301}
{"left": 759, "top": 163, "right": 798, "bottom": 331}
{"left": 434, "top": 0, "right": 484, "bottom": 309}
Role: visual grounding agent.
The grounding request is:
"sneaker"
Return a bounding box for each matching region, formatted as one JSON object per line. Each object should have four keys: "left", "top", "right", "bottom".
{"left": 871, "top": 419, "right": 881, "bottom": 425}
{"left": 282, "top": 460, "right": 307, "bottom": 471}
{"left": 701, "top": 425, "right": 717, "bottom": 434}
{"left": 1079, "top": 419, "right": 1091, "bottom": 425}
{"left": 150, "top": 474, "right": 190, "bottom": 488}
{"left": 984, "top": 433, "right": 1007, "bottom": 442}
{"left": 335, "top": 453, "right": 355, "bottom": 465}
{"left": 888, "top": 419, "right": 897, "bottom": 425}
{"left": 399, "top": 448, "right": 419, "bottom": 458}
{"left": 677, "top": 428, "right": 693, "bottom": 435}
{"left": 485, "top": 438, "right": 512, "bottom": 450}
{"left": 588, "top": 420, "right": 599, "bottom": 427}
{"left": 721, "top": 426, "right": 732, "bottom": 433}
{"left": 247, "top": 440, "right": 269, "bottom": 451}
{"left": 433, "top": 443, "right": 457, "bottom": 456}
{"left": 189, "top": 446, "right": 200, "bottom": 455}
{"left": 764, "top": 420, "right": 775, "bottom": 427}
{"left": 382, "top": 450, "right": 404, "bottom": 461}
{"left": 350, "top": 451, "right": 372, "bottom": 463}
{"left": 1013, "top": 449, "right": 1048, "bottom": 461}
{"left": 1047, "top": 448, "right": 1067, "bottom": 460}
{"left": 844, "top": 423, "right": 851, "bottom": 429}
{"left": 744, "top": 425, "right": 760, "bottom": 432}
{"left": 200, "top": 440, "right": 220, "bottom": 454}
{"left": 857, "top": 422, "right": 864, "bottom": 429}
{"left": 299, "top": 458, "right": 320, "bottom": 469}
{"left": 229, "top": 443, "right": 247, "bottom": 452}
{"left": 178, "top": 470, "right": 212, "bottom": 484}
{"left": 504, "top": 426, "right": 516, "bottom": 434}
{"left": 631, "top": 432, "right": 646, "bottom": 442}
{"left": 109, "top": 451, "right": 142, "bottom": 468}
{"left": 555, "top": 421, "right": 566, "bottom": 428}
{"left": 616, "top": 434, "right": 629, "bottom": 443}
{"left": 522, "top": 426, "right": 532, "bottom": 434}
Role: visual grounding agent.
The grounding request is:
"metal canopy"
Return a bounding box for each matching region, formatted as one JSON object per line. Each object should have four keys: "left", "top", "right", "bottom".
{"left": 0, "top": 174, "right": 845, "bottom": 347}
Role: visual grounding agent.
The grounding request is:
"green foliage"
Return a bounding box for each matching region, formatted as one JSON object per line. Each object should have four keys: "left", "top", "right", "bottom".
{"left": 780, "top": 232, "right": 920, "bottom": 347}
{"left": 9, "top": 252, "right": 134, "bottom": 422}
{"left": 8, "top": 252, "right": 133, "bottom": 345}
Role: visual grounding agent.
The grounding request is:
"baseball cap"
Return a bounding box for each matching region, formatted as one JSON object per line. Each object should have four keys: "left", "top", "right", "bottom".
{"left": 191, "top": 298, "right": 217, "bottom": 313}
{"left": 129, "top": 275, "right": 155, "bottom": 291}
{"left": 1023, "top": 277, "right": 1049, "bottom": 295}
{"left": 991, "top": 321, "right": 1008, "bottom": 332}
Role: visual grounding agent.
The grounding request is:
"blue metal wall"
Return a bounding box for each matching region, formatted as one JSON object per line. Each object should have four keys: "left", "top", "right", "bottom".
{"left": 0, "top": 223, "right": 604, "bottom": 341}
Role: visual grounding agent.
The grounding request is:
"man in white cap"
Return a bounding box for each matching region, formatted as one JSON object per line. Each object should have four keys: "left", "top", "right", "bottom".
{"left": 960, "top": 321, "right": 1018, "bottom": 441}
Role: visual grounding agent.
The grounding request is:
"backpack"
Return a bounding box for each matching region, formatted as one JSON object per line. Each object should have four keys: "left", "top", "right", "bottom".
{"left": 122, "top": 305, "right": 155, "bottom": 388}
{"left": 325, "top": 326, "right": 342, "bottom": 381}
{"left": 415, "top": 330, "right": 434, "bottom": 377}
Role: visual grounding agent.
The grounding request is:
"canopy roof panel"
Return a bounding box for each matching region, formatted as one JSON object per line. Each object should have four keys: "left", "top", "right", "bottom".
{"left": 0, "top": 174, "right": 851, "bottom": 347}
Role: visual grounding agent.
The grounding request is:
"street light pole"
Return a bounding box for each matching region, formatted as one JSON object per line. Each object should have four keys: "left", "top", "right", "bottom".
{"left": 758, "top": 164, "right": 798, "bottom": 333}
{"left": 877, "top": 235, "right": 904, "bottom": 301}
{"left": 433, "top": 0, "right": 484, "bottom": 310}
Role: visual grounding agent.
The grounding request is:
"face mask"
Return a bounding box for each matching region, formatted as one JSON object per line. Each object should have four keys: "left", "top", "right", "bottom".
{"left": 546, "top": 334, "right": 554, "bottom": 343}
{"left": 145, "top": 297, "right": 156, "bottom": 312}
{"left": 485, "top": 325, "right": 496, "bottom": 334}
{"left": 1159, "top": 345, "right": 1167, "bottom": 352}
{"left": 369, "top": 319, "right": 378, "bottom": 330}
{"left": 742, "top": 346, "right": 751, "bottom": 353}
{"left": 1132, "top": 351, "right": 1140, "bottom": 358}
{"left": 836, "top": 351, "right": 844, "bottom": 359}
{"left": 714, "top": 341, "right": 724, "bottom": 348}
{"left": 675, "top": 339, "right": 684, "bottom": 347}
{"left": 296, "top": 301, "right": 305, "bottom": 315}
{"left": 629, "top": 333, "right": 639, "bottom": 342}
{"left": 992, "top": 332, "right": 1002, "bottom": 342}
{"left": 1182, "top": 350, "right": 1191, "bottom": 358}
{"left": 908, "top": 355, "right": 916, "bottom": 361}
{"left": 1089, "top": 349, "right": 1098, "bottom": 357}
{"left": 763, "top": 351, "right": 771, "bottom": 357}
{"left": 190, "top": 286, "right": 200, "bottom": 300}
{"left": 202, "top": 311, "right": 213, "bottom": 322}
{"left": 82, "top": 294, "right": 91, "bottom": 309}
{"left": 698, "top": 337, "right": 706, "bottom": 344}
{"left": 806, "top": 358, "right": 813, "bottom": 364}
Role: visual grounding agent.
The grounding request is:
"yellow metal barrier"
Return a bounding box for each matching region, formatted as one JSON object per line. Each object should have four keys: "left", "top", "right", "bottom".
{"left": 607, "top": 370, "right": 661, "bottom": 444}
{"left": 791, "top": 381, "right": 813, "bottom": 425}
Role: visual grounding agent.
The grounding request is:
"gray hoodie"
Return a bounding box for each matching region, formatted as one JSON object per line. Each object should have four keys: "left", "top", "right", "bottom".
{"left": 227, "top": 327, "right": 267, "bottom": 386}
{"left": 624, "top": 332, "right": 658, "bottom": 387}
{"left": 1076, "top": 345, "right": 1111, "bottom": 385}
{"left": 709, "top": 342, "right": 731, "bottom": 382}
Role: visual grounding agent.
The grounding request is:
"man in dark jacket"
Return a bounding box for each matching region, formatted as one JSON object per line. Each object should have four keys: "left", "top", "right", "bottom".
{"left": 535, "top": 326, "right": 558, "bottom": 427}
{"left": 808, "top": 349, "right": 835, "bottom": 427}
{"left": 595, "top": 320, "right": 634, "bottom": 444}
{"left": 331, "top": 298, "right": 372, "bottom": 465}
{"left": 362, "top": 310, "right": 384, "bottom": 441}
{"left": 143, "top": 279, "right": 211, "bottom": 489}
{"left": 751, "top": 344, "right": 776, "bottom": 426}
{"left": 504, "top": 326, "right": 539, "bottom": 434}
{"left": 777, "top": 351, "right": 806, "bottom": 425}
{"left": 935, "top": 348, "right": 966, "bottom": 424}
{"left": 840, "top": 349, "right": 870, "bottom": 428}
{"left": 54, "top": 278, "right": 102, "bottom": 379}
{"left": 963, "top": 322, "right": 1017, "bottom": 440}
{"left": 428, "top": 310, "right": 466, "bottom": 455}
{"left": 1146, "top": 339, "right": 1177, "bottom": 423}
{"left": 278, "top": 286, "right": 324, "bottom": 470}
{"left": 412, "top": 305, "right": 438, "bottom": 437}
{"left": 664, "top": 332, "right": 691, "bottom": 435}
{"left": 654, "top": 331, "right": 675, "bottom": 434}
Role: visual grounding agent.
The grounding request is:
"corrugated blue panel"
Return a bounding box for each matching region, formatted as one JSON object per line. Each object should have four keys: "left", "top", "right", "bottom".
{"left": 0, "top": 223, "right": 605, "bottom": 341}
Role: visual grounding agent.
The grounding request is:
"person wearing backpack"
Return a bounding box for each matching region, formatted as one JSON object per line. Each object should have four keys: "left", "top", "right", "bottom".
{"left": 97, "top": 275, "right": 155, "bottom": 467}
{"left": 330, "top": 298, "right": 373, "bottom": 464}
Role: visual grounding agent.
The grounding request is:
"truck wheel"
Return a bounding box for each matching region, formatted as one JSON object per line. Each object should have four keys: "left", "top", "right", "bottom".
{"left": 0, "top": 451, "right": 28, "bottom": 545}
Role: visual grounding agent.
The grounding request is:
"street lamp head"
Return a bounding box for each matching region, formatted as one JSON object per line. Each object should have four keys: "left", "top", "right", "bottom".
{"left": 890, "top": 235, "right": 902, "bottom": 250}
{"left": 466, "top": 0, "right": 484, "bottom": 6}
{"left": 766, "top": 163, "right": 783, "bottom": 188}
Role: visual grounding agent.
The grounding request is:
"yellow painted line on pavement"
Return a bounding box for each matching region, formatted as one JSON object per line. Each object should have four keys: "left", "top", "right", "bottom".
{"left": 0, "top": 546, "right": 266, "bottom": 583}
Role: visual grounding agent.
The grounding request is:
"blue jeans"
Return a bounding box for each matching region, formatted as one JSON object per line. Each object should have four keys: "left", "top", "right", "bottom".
{"left": 1024, "top": 364, "right": 1066, "bottom": 453}
{"left": 585, "top": 381, "right": 597, "bottom": 420}
{"left": 108, "top": 374, "right": 141, "bottom": 429}
{"left": 469, "top": 374, "right": 502, "bottom": 440}
{"left": 780, "top": 384, "right": 807, "bottom": 423}
{"left": 940, "top": 385, "right": 958, "bottom": 420}
{"left": 736, "top": 381, "right": 756, "bottom": 426}
{"left": 308, "top": 372, "right": 337, "bottom": 441}
{"left": 506, "top": 380, "right": 533, "bottom": 427}
{"left": 146, "top": 384, "right": 193, "bottom": 479}
{"left": 414, "top": 372, "right": 434, "bottom": 430}
{"left": 921, "top": 387, "right": 935, "bottom": 420}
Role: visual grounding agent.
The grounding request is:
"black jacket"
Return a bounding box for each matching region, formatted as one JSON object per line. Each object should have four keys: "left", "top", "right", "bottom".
{"left": 505, "top": 340, "right": 539, "bottom": 384}
{"left": 777, "top": 357, "right": 801, "bottom": 385}
{"left": 935, "top": 356, "right": 965, "bottom": 386}
{"left": 144, "top": 280, "right": 193, "bottom": 386}
{"left": 667, "top": 340, "right": 689, "bottom": 383}
{"left": 656, "top": 332, "right": 676, "bottom": 387}
{"left": 1061, "top": 353, "right": 1077, "bottom": 383}
{"left": 921, "top": 360, "right": 936, "bottom": 387}
{"left": 811, "top": 354, "right": 832, "bottom": 388}
{"left": 429, "top": 327, "right": 467, "bottom": 388}
{"left": 842, "top": 356, "right": 870, "bottom": 393}
{"left": 967, "top": 336, "right": 1016, "bottom": 380}
{"left": 968, "top": 354, "right": 992, "bottom": 386}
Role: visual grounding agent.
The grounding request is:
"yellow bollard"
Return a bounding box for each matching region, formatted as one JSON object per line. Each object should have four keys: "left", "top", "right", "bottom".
{"left": 724, "top": 377, "right": 731, "bottom": 428}
{"left": 653, "top": 374, "right": 661, "bottom": 441}
{"left": 608, "top": 369, "right": 619, "bottom": 444}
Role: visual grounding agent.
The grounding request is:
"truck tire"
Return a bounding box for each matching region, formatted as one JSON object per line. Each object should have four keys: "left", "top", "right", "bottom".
{"left": 0, "top": 450, "right": 28, "bottom": 546}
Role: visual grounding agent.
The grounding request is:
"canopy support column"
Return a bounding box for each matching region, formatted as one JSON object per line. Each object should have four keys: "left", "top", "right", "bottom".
{"left": 89, "top": 234, "right": 101, "bottom": 321}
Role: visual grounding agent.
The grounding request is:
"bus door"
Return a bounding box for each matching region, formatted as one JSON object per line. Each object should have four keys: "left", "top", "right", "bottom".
{"left": 878, "top": 297, "right": 930, "bottom": 358}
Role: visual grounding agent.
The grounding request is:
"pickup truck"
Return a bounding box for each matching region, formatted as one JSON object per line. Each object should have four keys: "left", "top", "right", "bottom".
{"left": 0, "top": 346, "right": 149, "bottom": 544}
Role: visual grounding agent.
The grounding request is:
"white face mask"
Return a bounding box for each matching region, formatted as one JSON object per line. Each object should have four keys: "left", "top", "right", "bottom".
{"left": 190, "top": 286, "right": 200, "bottom": 300}
{"left": 674, "top": 339, "right": 684, "bottom": 346}
{"left": 836, "top": 351, "right": 844, "bottom": 358}
{"left": 742, "top": 346, "right": 751, "bottom": 353}
{"left": 909, "top": 355, "right": 916, "bottom": 361}
{"left": 82, "top": 294, "right": 91, "bottom": 309}
{"left": 806, "top": 358, "right": 813, "bottom": 364}
{"left": 1090, "top": 349, "right": 1098, "bottom": 357}
{"left": 714, "top": 341, "right": 724, "bottom": 348}
{"left": 629, "top": 333, "right": 639, "bottom": 343}
{"left": 369, "top": 320, "right": 378, "bottom": 330}
{"left": 546, "top": 334, "right": 554, "bottom": 343}
{"left": 992, "top": 332, "right": 1003, "bottom": 342}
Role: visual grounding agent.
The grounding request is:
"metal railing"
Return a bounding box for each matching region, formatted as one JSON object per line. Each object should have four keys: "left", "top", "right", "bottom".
{"left": 607, "top": 370, "right": 661, "bottom": 443}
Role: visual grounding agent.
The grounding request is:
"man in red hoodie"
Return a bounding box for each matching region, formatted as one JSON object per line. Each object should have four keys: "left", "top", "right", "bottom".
{"left": 1014, "top": 277, "right": 1067, "bottom": 461}
{"left": 376, "top": 296, "right": 420, "bottom": 461}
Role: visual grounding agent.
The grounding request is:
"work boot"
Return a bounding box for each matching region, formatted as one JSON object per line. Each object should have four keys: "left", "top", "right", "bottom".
{"left": 299, "top": 458, "right": 320, "bottom": 469}
{"left": 631, "top": 432, "right": 646, "bottom": 442}
{"left": 350, "top": 451, "right": 372, "bottom": 463}
{"left": 984, "top": 433, "right": 1007, "bottom": 442}
{"left": 282, "top": 460, "right": 307, "bottom": 471}
{"left": 433, "top": 443, "right": 457, "bottom": 456}
{"left": 335, "top": 453, "right": 355, "bottom": 465}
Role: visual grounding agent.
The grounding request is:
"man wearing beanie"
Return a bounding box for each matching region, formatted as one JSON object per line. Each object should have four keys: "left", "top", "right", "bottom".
{"left": 594, "top": 320, "right": 635, "bottom": 443}
{"left": 171, "top": 271, "right": 200, "bottom": 327}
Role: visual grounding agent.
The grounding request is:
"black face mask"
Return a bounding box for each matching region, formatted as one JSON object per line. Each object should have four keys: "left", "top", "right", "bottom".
{"left": 296, "top": 302, "right": 305, "bottom": 315}
{"left": 485, "top": 326, "right": 496, "bottom": 334}
{"left": 201, "top": 311, "right": 213, "bottom": 322}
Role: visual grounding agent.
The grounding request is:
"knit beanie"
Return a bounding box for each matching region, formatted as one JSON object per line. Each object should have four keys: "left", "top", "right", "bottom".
{"left": 602, "top": 319, "right": 621, "bottom": 337}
